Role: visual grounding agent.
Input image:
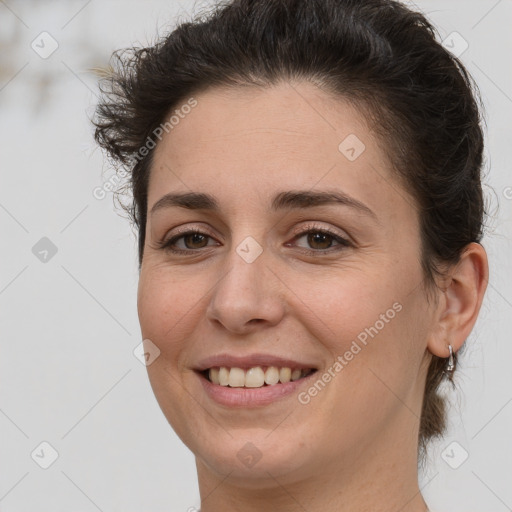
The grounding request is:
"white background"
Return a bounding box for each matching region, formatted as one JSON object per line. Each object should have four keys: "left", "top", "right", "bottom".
{"left": 0, "top": 0, "right": 511, "bottom": 510}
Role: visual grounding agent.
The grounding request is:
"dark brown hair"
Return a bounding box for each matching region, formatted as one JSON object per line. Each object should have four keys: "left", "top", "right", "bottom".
{"left": 93, "top": 0, "right": 488, "bottom": 456}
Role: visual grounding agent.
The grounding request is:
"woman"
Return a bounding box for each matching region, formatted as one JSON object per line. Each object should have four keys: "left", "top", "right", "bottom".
{"left": 94, "top": 0, "right": 489, "bottom": 510}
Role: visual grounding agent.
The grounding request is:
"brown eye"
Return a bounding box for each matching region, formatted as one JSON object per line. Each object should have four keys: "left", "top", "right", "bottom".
{"left": 160, "top": 229, "right": 218, "bottom": 254}
{"left": 290, "top": 227, "right": 351, "bottom": 255}
{"left": 306, "top": 232, "right": 335, "bottom": 250}
{"left": 182, "top": 232, "right": 209, "bottom": 249}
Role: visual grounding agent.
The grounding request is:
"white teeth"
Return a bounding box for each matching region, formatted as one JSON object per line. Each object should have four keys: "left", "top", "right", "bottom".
{"left": 228, "top": 367, "right": 245, "bottom": 387}
{"left": 279, "top": 367, "right": 291, "bottom": 383}
{"left": 264, "top": 366, "right": 280, "bottom": 385}
{"left": 218, "top": 367, "right": 230, "bottom": 386}
{"left": 245, "top": 367, "right": 265, "bottom": 387}
{"left": 208, "top": 366, "right": 313, "bottom": 387}
{"left": 210, "top": 367, "right": 220, "bottom": 385}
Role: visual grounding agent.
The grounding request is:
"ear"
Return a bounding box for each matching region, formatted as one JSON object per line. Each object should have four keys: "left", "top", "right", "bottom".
{"left": 426, "top": 242, "right": 489, "bottom": 359}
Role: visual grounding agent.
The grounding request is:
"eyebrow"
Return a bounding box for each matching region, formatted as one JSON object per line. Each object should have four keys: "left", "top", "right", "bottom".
{"left": 150, "top": 190, "right": 377, "bottom": 221}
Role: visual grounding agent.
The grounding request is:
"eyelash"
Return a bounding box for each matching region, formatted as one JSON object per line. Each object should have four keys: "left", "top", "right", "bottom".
{"left": 158, "top": 224, "right": 351, "bottom": 256}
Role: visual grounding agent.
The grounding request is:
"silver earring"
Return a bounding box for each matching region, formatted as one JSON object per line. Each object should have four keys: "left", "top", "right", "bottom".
{"left": 446, "top": 344, "right": 455, "bottom": 372}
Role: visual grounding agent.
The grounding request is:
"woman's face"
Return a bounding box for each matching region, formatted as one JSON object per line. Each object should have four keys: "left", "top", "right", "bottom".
{"left": 137, "top": 81, "right": 435, "bottom": 484}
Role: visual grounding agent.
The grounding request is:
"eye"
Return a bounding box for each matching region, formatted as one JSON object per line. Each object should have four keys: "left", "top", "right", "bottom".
{"left": 157, "top": 224, "right": 351, "bottom": 256}
{"left": 159, "top": 229, "right": 218, "bottom": 254}
{"left": 288, "top": 224, "right": 351, "bottom": 254}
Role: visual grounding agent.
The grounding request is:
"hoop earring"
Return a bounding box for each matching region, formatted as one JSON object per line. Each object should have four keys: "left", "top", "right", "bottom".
{"left": 446, "top": 344, "right": 455, "bottom": 372}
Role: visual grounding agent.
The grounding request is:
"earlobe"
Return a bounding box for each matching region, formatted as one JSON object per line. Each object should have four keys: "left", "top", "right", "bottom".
{"left": 426, "top": 242, "right": 489, "bottom": 359}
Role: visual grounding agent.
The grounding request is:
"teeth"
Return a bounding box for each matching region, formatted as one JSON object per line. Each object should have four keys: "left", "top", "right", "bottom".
{"left": 228, "top": 367, "right": 245, "bottom": 387}
{"left": 207, "top": 366, "right": 314, "bottom": 388}
{"left": 210, "top": 367, "right": 220, "bottom": 385}
{"left": 279, "top": 367, "right": 291, "bottom": 383}
{"left": 264, "top": 366, "right": 280, "bottom": 385}
{"left": 291, "top": 369, "right": 302, "bottom": 381}
{"left": 218, "top": 367, "right": 229, "bottom": 386}
{"left": 245, "top": 367, "right": 265, "bottom": 387}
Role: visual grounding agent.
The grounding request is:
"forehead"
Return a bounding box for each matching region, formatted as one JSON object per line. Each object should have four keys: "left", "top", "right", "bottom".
{"left": 149, "top": 81, "right": 415, "bottom": 223}
{"left": 154, "top": 81, "right": 371, "bottom": 164}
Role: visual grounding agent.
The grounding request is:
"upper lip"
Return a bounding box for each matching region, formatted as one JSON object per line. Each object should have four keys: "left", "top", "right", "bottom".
{"left": 194, "top": 353, "right": 319, "bottom": 371}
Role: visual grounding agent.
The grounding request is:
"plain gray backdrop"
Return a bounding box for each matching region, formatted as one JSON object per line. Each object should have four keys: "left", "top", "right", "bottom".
{"left": 1, "top": 0, "right": 511, "bottom": 510}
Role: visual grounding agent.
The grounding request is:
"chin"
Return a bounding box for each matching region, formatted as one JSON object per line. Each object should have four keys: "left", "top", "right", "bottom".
{"left": 191, "top": 427, "right": 324, "bottom": 487}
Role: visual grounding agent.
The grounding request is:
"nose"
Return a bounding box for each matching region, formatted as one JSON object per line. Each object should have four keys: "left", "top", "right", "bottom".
{"left": 205, "top": 246, "right": 285, "bottom": 335}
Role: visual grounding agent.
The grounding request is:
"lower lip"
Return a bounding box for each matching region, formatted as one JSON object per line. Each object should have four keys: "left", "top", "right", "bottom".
{"left": 196, "top": 371, "right": 318, "bottom": 407}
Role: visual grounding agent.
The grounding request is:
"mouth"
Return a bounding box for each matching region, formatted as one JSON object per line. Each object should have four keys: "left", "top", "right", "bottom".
{"left": 197, "top": 366, "right": 318, "bottom": 388}
{"left": 193, "top": 354, "right": 321, "bottom": 406}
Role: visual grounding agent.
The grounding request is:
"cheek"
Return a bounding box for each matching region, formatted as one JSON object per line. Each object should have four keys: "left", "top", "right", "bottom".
{"left": 138, "top": 268, "right": 201, "bottom": 336}
{"left": 137, "top": 268, "right": 211, "bottom": 378}
{"left": 289, "top": 266, "right": 399, "bottom": 347}
{"left": 137, "top": 268, "right": 208, "bottom": 437}
{"left": 291, "top": 265, "right": 425, "bottom": 399}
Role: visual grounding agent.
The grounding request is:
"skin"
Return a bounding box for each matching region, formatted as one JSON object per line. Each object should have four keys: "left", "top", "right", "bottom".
{"left": 137, "top": 81, "right": 489, "bottom": 512}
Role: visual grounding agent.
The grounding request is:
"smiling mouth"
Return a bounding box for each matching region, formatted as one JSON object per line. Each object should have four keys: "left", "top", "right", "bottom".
{"left": 199, "top": 366, "right": 317, "bottom": 388}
